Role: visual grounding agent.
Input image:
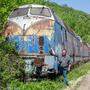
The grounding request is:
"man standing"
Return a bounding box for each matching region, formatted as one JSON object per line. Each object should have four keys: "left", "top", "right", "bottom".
{"left": 50, "top": 48, "right": 72, "bottom": 85}
{"left": 58, "top": 49, "right": 72, "bottom": 86}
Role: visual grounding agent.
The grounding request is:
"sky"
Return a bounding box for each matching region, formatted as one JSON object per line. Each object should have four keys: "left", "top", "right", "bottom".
{"left": 51, "top": 0, "right": 90, "bottom": 14}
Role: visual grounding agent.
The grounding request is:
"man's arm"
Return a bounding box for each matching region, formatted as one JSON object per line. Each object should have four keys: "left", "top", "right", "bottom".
{"left": 67, "top": 56, "right": 72, "bottom": 71}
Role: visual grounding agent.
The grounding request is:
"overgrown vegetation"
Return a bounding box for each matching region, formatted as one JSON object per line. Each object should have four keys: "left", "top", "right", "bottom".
{"left": 9, "top": 62, "right": 90, "bottom": 90}
{"left": 0, "top": 36, "right": 25, "bottom": 89}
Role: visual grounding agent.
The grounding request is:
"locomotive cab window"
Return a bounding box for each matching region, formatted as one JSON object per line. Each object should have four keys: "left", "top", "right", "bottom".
{"left": 10, "top": 7, "right": 29, "bottom": 18}
{"left": 30, "top": 7, "right": 51, "bottom": 17}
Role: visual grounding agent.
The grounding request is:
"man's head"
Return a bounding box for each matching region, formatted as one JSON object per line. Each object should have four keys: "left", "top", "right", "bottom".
{"left": 62, "top": 49, "right": 67, "bottom": 56}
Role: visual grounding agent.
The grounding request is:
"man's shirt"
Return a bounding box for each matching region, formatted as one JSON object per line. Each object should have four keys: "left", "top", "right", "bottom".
{"left": 58, "top": 55, "right": 72, "bottom": 67}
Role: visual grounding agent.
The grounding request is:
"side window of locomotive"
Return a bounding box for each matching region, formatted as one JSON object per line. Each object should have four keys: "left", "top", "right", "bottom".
{"left": 65, "top": 30, "right": 67, "bottom": 41}
{"left": 61, "top": 27, "right": 67, "bottom": 44}
{"left": 30, "top": 7, "right": 51, "bottom": 17}
{"left": 10, "top": 7, "right": 29, "bottom": 18}
{"left": 57, "top": 23, "right": 63, "bottom": 44}
{"left": 67, "top": 31, "right": 71, "bottom": 42}
{"left": 77, "top": 40, "right": 80, "bottom": 55}
{"left": 60, "top": 26, "right": 63, "bottom": 43}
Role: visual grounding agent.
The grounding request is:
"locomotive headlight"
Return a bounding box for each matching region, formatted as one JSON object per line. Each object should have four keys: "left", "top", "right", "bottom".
{"left": 4, "top": 22, "right": 22, "bottom": 37}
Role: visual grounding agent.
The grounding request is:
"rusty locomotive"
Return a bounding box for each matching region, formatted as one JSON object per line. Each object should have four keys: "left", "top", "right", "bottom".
{"left": 2, "top": 4, "right": 90, "bottom": 76}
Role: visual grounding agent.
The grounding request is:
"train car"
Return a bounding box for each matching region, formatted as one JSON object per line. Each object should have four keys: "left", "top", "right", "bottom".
{"left": 2, "top": 4, "right": 90, "bottom": 76}
{"left": 82, "top": 43, "right": 90, "bottom": 61}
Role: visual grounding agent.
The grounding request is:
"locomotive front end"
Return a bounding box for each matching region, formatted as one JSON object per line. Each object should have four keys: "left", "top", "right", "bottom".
{"left": 4, "top": 4, "right": 56, "bottom": 76}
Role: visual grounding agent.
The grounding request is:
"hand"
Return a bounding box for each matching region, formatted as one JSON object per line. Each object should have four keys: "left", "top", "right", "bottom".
{"left": 68, "top": 65, "right": 71, "bottom": 71}
{"left": 68, "top": 67, "right": 70, "bottom": 71}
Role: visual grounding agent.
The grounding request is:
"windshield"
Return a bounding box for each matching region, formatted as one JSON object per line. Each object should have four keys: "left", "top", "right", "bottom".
{"left": 10, "top": 7, "right": 29, "bottom": 18}
{"left": 30, "top": 7, "right": 51, "bottom": 17}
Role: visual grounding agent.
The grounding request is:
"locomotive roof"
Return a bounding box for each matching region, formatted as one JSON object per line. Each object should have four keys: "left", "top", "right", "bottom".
{"left": 19, "top": 5, "right": 30, "bottom": 8}
{"left": 19, "top": 4, "right": 48, "bottom": 8}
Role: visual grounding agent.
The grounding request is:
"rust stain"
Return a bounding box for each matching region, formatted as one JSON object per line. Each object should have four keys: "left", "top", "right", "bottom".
{"left": 25, "top": 20, "right": 54, "bottom": 37}
{"left": 3, "top": 22, "right": 22, "bottom": 36}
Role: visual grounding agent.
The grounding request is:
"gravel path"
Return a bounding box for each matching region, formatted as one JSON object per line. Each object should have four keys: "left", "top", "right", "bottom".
{"left": 75, "top": 74, "right": 90, "bottom": 90}
{"left": 64, "top": 72, "right": 90, "bottom": 90}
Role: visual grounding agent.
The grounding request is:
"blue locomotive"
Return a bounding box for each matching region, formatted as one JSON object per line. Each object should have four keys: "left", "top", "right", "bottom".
{"left": 2, "top": 4, "right": 90, "bottom": 76}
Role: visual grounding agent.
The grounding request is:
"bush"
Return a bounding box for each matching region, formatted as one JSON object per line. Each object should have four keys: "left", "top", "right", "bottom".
{"left": 0, "top": 36, "right": 25, "bottom": 88}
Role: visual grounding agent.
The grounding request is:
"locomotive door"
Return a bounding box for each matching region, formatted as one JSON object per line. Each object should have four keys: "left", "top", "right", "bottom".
{"left": 39, "top": 36, "right": 44, "bottom": 54}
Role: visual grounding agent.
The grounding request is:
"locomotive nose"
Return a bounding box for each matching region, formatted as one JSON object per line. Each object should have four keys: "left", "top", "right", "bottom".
{"left": 22, "top": 19, "right": 54, "bottom": 55}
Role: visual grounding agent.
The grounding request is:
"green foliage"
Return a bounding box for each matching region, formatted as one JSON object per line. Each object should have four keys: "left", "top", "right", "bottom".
{"left": 0, "top": 36, "right": 25, "bottom": 88}
{"left": 10, "top": 78, "right": 65, "bottom": 90}
{"left": 68, "top": 62, "right": 90, "bottom": 80}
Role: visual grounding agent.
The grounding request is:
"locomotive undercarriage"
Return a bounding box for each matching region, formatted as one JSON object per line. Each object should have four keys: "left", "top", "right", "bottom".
{"left": 22, "top": 54, "right": 57, "bottom": 79}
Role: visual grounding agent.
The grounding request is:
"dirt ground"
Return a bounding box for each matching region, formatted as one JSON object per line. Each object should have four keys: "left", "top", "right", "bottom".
{"left": 74, "top": 74, "right": 90, "bottom": 90}
{"left": 65, "top": 72, "right": 90, "bottom": 90}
